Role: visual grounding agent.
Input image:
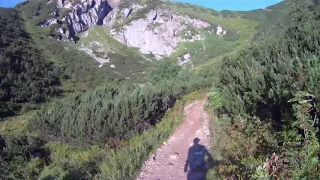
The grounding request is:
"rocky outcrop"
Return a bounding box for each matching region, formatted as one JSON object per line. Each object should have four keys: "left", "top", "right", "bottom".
{"left": 39, "top": 18, "right": 58, "bottom": 27}
{"left": 178, "top": 53, "right": 192, "bottom": 66}
{"left": 111, "top": 9, "right": 210, "bottom": 58}
{"left": 117, "top": 3, "right": 146, "bottom": 22}
{"left": 216, "top": 25, "right": 227, "bottom": 35}
{"left": 40, "top": 0, "right": 211, "bottom": 58}
{"left": 53, "top": 0, "right": 116, "bottom": 39}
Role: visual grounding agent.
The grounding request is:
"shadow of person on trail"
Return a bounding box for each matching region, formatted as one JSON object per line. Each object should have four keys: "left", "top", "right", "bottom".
{"left": 184, "top": 138, "right": 214, "bottom": 180}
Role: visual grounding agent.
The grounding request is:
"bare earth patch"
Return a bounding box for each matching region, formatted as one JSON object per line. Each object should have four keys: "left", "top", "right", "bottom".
{"left": 137, "top": 99, "right": 211, "bottom": 180}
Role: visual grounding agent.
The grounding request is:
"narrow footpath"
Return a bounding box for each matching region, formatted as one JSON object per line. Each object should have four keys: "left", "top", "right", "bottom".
{"left": 137, "top": 99, "right": 211, "bottom": 180}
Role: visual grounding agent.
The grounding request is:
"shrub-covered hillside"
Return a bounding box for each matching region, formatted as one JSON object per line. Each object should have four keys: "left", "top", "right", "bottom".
{"left": 0, "top": 8, "right": 60, "bottom": 120}
{"left": 1, "top": 59, "right": 213, "bottom": 179}
{"left": 208, "top": 0, "right": 320, "bottom": 179}
{"left": 1, "top": 0, "right": 310, "bottom": 179}
{"left": 29, "top": 68, "right": 210, "bottom": 147}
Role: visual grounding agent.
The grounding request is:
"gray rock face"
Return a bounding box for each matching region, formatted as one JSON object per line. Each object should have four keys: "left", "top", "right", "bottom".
{"left": 55, "top": 0, "right": 115, "bottom": 39}
{"left": 216, "top": 25, "right": 227, "bottom": 35}
{"left": 39, "top": 18, "right": 57, "bottom": 27}
{"left": 41, "top": 0, "right": 211, "bottom": 58}
{"left": 112, "top": 9, "right": 210, "bottom": 58}
{"left": 117, "top": 3, "right": 146, "bottom": 22}
{"left": 178, "top": 53, "right": 192, "bottom": 66}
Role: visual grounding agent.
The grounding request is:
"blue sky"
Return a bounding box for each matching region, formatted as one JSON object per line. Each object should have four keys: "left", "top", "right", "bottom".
{"left": 174, "top": 0, "right": 283, "bottom": 10}
{"left": 0, "top": 0, "right": 283, "bottom": 10}
{"left": 0, "top": 0, "right": 25, "bottom": 8}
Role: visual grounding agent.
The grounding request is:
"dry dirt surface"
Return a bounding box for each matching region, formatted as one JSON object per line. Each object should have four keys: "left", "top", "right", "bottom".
{"left": 137, "top": 99, "right": 211, "bottom": 180}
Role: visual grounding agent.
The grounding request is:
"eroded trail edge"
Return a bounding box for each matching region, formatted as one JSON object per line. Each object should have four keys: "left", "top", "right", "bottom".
{"left": 137, "top": 99, "right": 211, "bottom": 180}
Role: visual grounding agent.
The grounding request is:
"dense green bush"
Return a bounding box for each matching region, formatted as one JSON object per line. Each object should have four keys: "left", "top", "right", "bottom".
{"left": 29, "top": 61, "right": 211, "bottom": 146}
{"left": 218, "top": 22, "right": 320, "bottom": 121}
{"left": 208, "top": 0, "right": 320, "bottom": 178}
{"left": 29, "top": 83, "right": 175, "bottom": 146}
{"left": 0, "top": 8, "right": 60, "bottom": 119}
{"left": 0, "top": 134, "right": 46, "bottom": 179}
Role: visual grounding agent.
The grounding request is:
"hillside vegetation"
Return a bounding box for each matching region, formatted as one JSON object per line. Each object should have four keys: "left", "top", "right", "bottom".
{"left": 0, "top": 58, "right": 213, "bottom": 179}
{"left": 18, "top": 0, "right": 151, "bottom": 93}
{"left": 75, "top": 26, "right": 152, "bottom": 80}
{"left": 3, "top": 0, "right": 318, "bottom": 179}
{"left": 29, "top": 66, "right": 210, "bottom": 147}
{"left": 207, "top": 0, "right": 320, "bottom": 179}
{"left": 164, "top": 1, "right": 258, "bottom": 64}
{"left": 0, "top": 8, "right": 60, "bottom": 120}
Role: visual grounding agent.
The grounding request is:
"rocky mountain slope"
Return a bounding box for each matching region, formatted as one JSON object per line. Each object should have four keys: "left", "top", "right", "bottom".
{"left": 16, "top": 0, "right": 288, "bottom": 88}
{"left": 19, "top": 0, "right": 260, "bottom": 68}
{"left": 33, "top": 0, "right": 218, "bottom": 60}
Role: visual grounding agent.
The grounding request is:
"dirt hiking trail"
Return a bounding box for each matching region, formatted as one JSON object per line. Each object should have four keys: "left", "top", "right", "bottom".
{"left": 137, "top": 99, "right": 211, "bottom": 180}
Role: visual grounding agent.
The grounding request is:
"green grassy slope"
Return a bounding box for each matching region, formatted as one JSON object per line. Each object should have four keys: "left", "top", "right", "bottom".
{"left": 17, "top": 3, "right": 151, "bottom": 93}
{"left": 162, "top": 1, "right": 258, "bottom": 65}
{"left": 0, "top": 8, "right": 60, "bottom": 120}
{"left": 16, "top": 0, "right": 264, "bottom": 87}
{"left": 75, "top": 26, "right": 152, "bottom": 79}
{"left": 237, "top": 0, "right": 292, "bottom": 41}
